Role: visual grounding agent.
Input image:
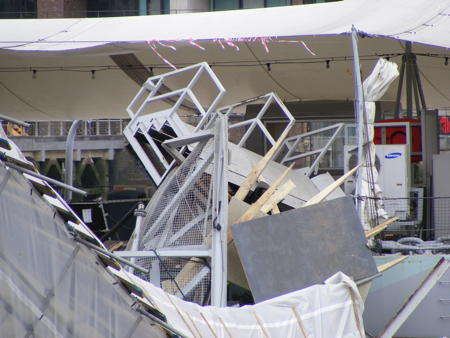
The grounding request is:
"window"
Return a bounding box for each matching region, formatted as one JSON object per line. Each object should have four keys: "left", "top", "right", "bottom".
{"left": 87, "top": 0, "right": 139, "bottom": 17}
{"left": 303, "top": 0, "right": 341, "bottom": 4}
{"left": 213, "top": 0, "right": 240, "bottom": 11}
{"left": 243, "top": 0, "right": 264, "bottom": 9}
{"left": 265, "top": 0, "right": 290, "bottom": 6}
{"left": 212, "top": 0, "right": 291, "bottom": 11}
{"left": 148, "top": 0, "right": 170, "bottom": 14}
{"left": 0, "top": 0, "right": 36, "bottom": 19}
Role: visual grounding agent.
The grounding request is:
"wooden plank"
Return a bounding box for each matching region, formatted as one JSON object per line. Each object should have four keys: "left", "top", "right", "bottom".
{"left": 234, "top": 128, "right": 290, "bottom": 201}
{"left": 161, "top": 257, "right": 204, "bottom": 294}
{"left": 377, "top": 256, "right": 409, "bottom": 273}
{"left": 271, "top": 204, "right": 281, "bottom": 214}
{"left": 302, "top": 163, "right": 363, "bottom": 207}
{"left": 365, "top": 216, "right": 400, "bottom": 239}
{"left": 236, "top": 163, "right": 294, "bottom": 224}
{"left": 260, "top": 180, "right": 296, "bottom": 214}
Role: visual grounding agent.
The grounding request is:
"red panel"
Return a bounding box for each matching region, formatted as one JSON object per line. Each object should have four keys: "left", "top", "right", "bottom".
{"left": 374, "top": 118, "right": 422, "bottom": 162}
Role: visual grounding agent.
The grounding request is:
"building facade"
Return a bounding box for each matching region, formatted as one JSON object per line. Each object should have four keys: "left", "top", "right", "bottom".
{"left": 0, "top": 0, "right": 338, "bottom": 18}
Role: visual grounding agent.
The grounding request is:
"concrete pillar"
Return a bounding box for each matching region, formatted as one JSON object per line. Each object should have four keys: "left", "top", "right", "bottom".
{"left": 37, "top": 0, "right": 64, "bottom": 18}
{"left": 64, "top": 0, "right": 86, "bottom": 17}
{"left": 37, "top": 0, "right": 86, "bottom": 18}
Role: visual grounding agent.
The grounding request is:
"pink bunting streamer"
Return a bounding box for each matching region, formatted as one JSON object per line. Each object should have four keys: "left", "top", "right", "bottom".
{"left": 147, "top": 41, "right": 177, "bottom": 70}
{"left": 189, "top": 40, "right": 206, "bottom": 50}
{"left": 259, "top": 37, "right": 273, "bottom": 53}
{"left": 223, "top": 39, "right": 240, "bottom": 51}
{"left": 214, "top": 39, "right": 226, "bottom": 49}
{"left": 157, "top": 41, "right": 177, "bottom": 51}
{"left": 277, "top": 39, "right": 316, "bottom": 56}
{"left": 147, "top": 37, "right": 316, "bottom": 67}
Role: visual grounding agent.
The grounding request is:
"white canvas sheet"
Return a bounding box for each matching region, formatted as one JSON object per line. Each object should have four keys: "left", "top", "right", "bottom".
{"left": 0, "top": 0, "right": 449, "bottom": 51}
{"left": 113, "top": 268, "right": 365, "bottom": 338}
{"left": 0, "top": 0, "right": 449, "bottom": 119}
{"left": 358, "top": 58, "right": 399, "bottom": 229}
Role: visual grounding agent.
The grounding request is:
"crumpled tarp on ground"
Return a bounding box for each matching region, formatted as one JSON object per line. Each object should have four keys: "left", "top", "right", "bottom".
{"left": 117, "top": 268, "right": 366, "bottom": 338}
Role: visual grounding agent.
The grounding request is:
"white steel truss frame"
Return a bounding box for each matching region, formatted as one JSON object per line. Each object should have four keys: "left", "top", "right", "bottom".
{"left": 123, "top": 62, "right": 226, "bottom": 186}
{"left": 278, "top": 123, "right": 344, "bottom": 176}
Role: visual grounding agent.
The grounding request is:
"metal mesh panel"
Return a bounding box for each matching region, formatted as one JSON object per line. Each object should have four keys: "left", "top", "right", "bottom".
{"left": 135, "top": 257, "right": 211, "bottom": 305}
{"left": 134, "top": 139, "right": 214, "bottom": 302}
{"left": 37, "top": 121, "right": 49, "bottom": 136}
{"left": 433, "top": 197, "right": 450, "bottom": 238}
{"left": 356, "top": 196, "right": 450, "bottom": 240}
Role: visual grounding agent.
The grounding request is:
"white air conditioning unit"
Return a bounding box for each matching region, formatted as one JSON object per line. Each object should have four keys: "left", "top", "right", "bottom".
{"left": 344, "top": 144, "right": 410, "bottom": 219}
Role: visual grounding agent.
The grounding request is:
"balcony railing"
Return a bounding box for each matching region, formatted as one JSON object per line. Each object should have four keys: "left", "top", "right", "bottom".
{"left": 2, "top": 119, "right": 130, "bottom": 138}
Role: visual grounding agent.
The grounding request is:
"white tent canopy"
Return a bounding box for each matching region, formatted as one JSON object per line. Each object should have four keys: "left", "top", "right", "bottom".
{"left": 0, "top": 0, "right": 449, "bottom": 120}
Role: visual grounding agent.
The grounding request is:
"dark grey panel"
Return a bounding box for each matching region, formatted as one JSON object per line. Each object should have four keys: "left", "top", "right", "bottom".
{"left": 231, "top": 196, "right": 377, "bottom": 302}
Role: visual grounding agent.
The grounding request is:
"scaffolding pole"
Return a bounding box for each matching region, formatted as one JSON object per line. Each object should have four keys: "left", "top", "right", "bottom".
{"left": 211, "top": 113, "right": 229, "bottom": 306}
{"left": 351, "top": 26, "right": 366, "bottom": 215}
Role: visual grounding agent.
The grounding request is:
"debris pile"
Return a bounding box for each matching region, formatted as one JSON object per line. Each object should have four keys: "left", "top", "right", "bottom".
{"left": 2, "top": 60, "right": 449, "bottom": 337}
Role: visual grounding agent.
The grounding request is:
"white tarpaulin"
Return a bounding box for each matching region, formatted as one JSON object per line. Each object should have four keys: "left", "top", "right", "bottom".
{"left": 0, "top": 0, "right": 449, "bottom": 51}
{"left": 358, "top": 58, "right": 399, "bottom": 229}
{"left": 110, "top": 268, "right": 365, "bottom": 338}
{"left": 0, "top": 0, "right": 449, "bottom": 119}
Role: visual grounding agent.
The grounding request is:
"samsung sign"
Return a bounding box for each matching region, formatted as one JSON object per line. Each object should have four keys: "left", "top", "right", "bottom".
{"left": 384, "top": 152, "right": 402, "bottom": 159}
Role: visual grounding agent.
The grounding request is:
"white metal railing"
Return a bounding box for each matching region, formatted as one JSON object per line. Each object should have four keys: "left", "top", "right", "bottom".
{"left": 2, "top": 119, "right": 130, "bottom": 138}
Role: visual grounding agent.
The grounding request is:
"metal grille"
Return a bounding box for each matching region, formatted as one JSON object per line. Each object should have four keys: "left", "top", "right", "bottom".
{"left": 356, "top": 195, "right": 450, "bottom": 240}
{"left": 135, "top": 139, "right": 214, "bottom": 302}
{"left": 135, "top": 257, "right": 211, "bottom": 305}
{"left": 432, "top": 197, "right": 450, "bottom": 239}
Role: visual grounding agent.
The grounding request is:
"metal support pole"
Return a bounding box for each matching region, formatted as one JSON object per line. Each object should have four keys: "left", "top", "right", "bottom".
{"left": 74, "top": 236, "right": 149, "bottom": 274}
{"left": 351, "top": 26, "right": 365, "bottom": 214}
{"left": 414, "top": 61, "right": 427, "bottom": 111}
{"left": 129, "top": 203, "right": 146, "bottom": 274}
{"left": 210, "top": 113, "right": 228, "bottom": 307}
{"left": 405, "top": 42, "right": 413, "bottom": 118}
{"left": 64, "top": 120, "right": 81, "bottom": 201}
{"left": 0, "top": 154, "right": 87, "bottom": 196}
{"left": 395, "top": 43, "right": 427, "bottom": 118}
{"left": 412, "top": 57, "right": 421, "bottom": 117}
{"left": 0, "top": 114, "right": 30, "bottom": 128}
{"left": 394, "top": 57, "right": 405, "bottom": 118}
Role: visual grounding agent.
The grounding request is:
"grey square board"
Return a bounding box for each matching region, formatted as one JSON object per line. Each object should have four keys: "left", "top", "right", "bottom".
{"left": 231, "top": 196, "right": 377, "bottom": 302}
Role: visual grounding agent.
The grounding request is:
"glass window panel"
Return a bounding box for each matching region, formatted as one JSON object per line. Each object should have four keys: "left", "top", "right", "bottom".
{"left": 265, "top": 0, "right": 290, "bottom": 7}
{"left": 0, "top": 0, "right": 36, "bottom": 18}
{"left": 87, "top": 0, "right": 139, "bottom": 17}
{"left": 243, "top": 0, "right": 264, "bottom": 9}
{"left": 213, "top": 0, "right": 240, "bottom": 10}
